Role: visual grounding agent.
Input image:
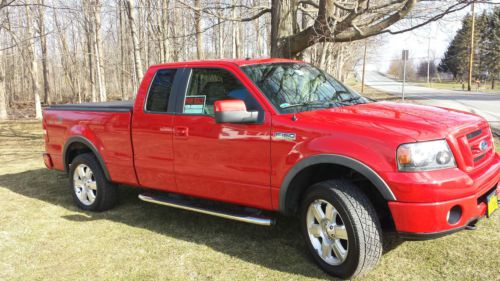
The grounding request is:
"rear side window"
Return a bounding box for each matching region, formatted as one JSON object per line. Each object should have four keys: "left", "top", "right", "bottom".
{"left": 145, "top": 69, "right": 177, "bottom": 112}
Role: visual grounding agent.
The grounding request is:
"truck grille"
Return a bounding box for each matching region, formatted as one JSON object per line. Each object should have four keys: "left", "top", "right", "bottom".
{"left": 456, "top": 126, "right": 494, "bottom": 171}
{"left": 466, "top": 129, "right": 482, "bottom": 140}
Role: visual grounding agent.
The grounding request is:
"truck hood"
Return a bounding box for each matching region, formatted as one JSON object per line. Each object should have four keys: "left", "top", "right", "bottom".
{"left": 297, "top": 101, "right": 485, "bottom": 141}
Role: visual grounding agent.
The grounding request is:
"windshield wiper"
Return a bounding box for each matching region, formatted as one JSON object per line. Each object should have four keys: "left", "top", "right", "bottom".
{"left": 280, "top": 101, "right": 329, "bottom": 109}
{"left": 334, "top": 96, "right": 369, "bottom": 106}
{"left": 340, "top": 96, "right": 362, "bottom": 103}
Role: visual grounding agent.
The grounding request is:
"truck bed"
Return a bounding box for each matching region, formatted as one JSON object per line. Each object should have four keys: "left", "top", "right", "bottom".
{"left": 43, "top": 101, "right": 137, "bottom": 186}
{"left": 47, "top": 101, "right": 134, "bottom": 112}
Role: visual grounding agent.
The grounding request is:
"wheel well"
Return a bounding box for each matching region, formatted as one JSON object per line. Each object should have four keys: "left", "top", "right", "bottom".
{"left": 65, "top": 142, "right": 93, "bottom": 171}
{"left": 284, "top": 163, "right": 395, "bottom": 230}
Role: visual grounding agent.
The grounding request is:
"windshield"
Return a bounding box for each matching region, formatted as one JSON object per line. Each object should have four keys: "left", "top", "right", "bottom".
{"left": 241, "top": 63, "right": 370, "bottom": 114}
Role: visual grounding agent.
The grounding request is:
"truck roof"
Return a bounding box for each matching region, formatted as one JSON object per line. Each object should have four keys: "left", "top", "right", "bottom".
{"left": 150, "top": 58, "right": 300, "bottom": 68}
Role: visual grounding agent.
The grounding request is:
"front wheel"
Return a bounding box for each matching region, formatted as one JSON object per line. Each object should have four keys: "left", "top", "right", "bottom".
{"left": 300, "top": 180, "right": 383, "bottom": 279}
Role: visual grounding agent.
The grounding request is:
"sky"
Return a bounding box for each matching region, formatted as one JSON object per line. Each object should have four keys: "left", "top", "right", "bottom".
{"left": 367, "top": 3, "right": 495, "bottom": 72}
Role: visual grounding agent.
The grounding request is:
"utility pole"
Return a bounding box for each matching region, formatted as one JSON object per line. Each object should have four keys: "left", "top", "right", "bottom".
{"left": 402, "top": 50, "right": 409, "bottom": 101}
{"left": 361, "top": 40, "right": 367, "bottom": 94}
{"left": 427, "top": 36, "right": 431, "bottom": 86}
{"left": 467, "top": 2, "right": 475, "bottom": 91}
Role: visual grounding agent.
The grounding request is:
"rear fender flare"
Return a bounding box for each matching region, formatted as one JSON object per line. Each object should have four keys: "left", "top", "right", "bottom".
{"left": 63, "top": 136, "right": 111, "bottom": 181}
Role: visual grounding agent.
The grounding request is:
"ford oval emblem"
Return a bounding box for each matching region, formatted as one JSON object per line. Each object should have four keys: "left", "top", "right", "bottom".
{"left": 479, "top": 140, "right": 488, "bottom": 151}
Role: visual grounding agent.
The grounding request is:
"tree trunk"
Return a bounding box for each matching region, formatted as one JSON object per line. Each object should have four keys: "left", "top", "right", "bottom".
{"left": 124, "top": 0, "right": 144, "bottom": 90}
{"left": 143, "top": 2, "right": 150, "bottom": 67}
{"left": 83, "top": 0, "right": 97, "bottom": 102}
{"left": 337, "top": 45, "right": 344, "bottom": 81}
{"left": 232, "top": 5, "right": 240, "bottom": 58}
{"left": 170, "top": 1, "right": 179, "bottom": 61}
{"left": 161, "top": 0, "right": 170, "bottom": 62}
{"left": 194, "top": 0, "right": 204, "bottom": 60}
{"left": 26, "top": 6, "right": 42, "bottom": 119}
{"left": 319, "top": 42, "right": 328, "bottom": 68}
{"left": 118, "top": 0, "right": 126, "bottom": 99}
{"left": 0, "top": 49, "right": 7, "bottom": 120}
{"left": 217, "top": 0, "right": 223, "bottom": 58}
{"left": 93, "top": 0, "right": 107, "bottom": 102}
{"left": 37, "top": 0, "right": 51, "bottom": 105}
{"left": 270, "top": 0, "right": 298, "bottom": 58}
{"left": 54, "top": 9, "right": 79, "bottom": 100}
{"left": 254, "top": 12, "right": 261, "bottom": 57}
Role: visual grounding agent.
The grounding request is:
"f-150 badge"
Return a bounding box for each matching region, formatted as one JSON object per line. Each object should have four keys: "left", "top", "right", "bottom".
{"left": 274, "top": 132, "right": 297, "bottom": 141}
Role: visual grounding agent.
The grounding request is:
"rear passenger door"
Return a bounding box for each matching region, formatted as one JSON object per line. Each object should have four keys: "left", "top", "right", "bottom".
{"left": 132, "top": 68, "right": 187, "bottom": 192}
{"left": 172, "top": 67, "right": 272, "bottom": 209}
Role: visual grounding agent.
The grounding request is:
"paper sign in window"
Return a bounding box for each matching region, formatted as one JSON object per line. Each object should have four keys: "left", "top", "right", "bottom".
{"left": 184, "top": 95, "right": 206, "bottom": 114}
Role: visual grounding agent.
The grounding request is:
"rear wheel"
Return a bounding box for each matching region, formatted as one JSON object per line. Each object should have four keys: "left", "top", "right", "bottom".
{"left": 69, "top": 153, "right": 117, "bottom": 211}
{"left": 300, "top": 180, "right": 382, "bottom": 279}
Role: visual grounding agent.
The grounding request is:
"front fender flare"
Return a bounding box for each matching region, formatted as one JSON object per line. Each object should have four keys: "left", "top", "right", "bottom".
{"left": 279, "top": 154, "right": 396, "bottom": 214}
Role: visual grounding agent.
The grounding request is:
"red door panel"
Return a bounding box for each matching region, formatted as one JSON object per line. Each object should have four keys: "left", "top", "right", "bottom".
{"left": 132, "top": 113, "right": 176, "bottom": 191}
{"left": 173, "top": 114, "right": 272, "bottom": 209}
{"left": 131, "top": 67, "right": 178, "bottom": 192}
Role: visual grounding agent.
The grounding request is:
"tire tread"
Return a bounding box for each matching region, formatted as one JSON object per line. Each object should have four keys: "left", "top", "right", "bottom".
{"left": 301, "top": 179, "right": 383, "bottom": 278}
{"left": 70, "top": 153, "right": 117, "bottom": 211}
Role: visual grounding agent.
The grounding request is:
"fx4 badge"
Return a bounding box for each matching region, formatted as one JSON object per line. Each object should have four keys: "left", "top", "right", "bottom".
{"left": 274, "top": 132, "right": 297, "bottom": 141}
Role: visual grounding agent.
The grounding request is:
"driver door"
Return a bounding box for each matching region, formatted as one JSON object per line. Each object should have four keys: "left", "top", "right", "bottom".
{"left": 172, "top": 67, "right": 272, "bottom": 209}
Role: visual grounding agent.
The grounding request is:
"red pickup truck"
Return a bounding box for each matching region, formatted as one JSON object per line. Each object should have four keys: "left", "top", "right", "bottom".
{"left": 43, "top": 58, "right": 500, "bottom": 278}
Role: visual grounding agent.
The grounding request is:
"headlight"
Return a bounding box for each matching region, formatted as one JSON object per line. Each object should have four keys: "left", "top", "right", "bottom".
{"left": 397, "top": 140, "right": 456, "bottom": 172}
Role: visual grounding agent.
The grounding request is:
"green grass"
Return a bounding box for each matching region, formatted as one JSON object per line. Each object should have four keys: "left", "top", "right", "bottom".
{"left": 0, "top": 121, "right": 499, "bottom": 281}
{"left": 411, "top": 81, "right": 500, "bottom": 94}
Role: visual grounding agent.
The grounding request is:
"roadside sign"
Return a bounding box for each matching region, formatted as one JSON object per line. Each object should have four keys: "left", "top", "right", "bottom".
{"left": 402, "top": 50, "right": 409, "bottom": 61}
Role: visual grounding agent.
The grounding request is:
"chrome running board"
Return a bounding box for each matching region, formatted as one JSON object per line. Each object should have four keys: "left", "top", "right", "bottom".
{"left": 138, "top": 193, "right": 275, "bottom": 226}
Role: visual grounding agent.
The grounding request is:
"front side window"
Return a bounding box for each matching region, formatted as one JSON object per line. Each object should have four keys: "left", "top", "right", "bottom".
{"left": 183, "top": 68, "right": 259, "bottom": 115}
{"left": 145, "top": 69, "right": 177, "bottom": 112}
{"left": 241, "top": 63, "right": 370, "bottom": 114}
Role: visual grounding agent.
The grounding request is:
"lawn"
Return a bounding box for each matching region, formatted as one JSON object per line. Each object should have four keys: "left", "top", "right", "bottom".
{"left": 0, "top": 121, "right": 499, "bottom": 281}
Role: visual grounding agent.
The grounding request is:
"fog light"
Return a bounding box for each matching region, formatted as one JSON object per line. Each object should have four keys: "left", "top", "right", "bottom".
{"left": 447, "top": 205, "right": 462, "bottom": 224}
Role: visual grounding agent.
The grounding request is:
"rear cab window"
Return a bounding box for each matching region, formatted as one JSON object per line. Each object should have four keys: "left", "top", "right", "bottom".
{"left": 145, "top": 69, "right": 177, "bottom": 113}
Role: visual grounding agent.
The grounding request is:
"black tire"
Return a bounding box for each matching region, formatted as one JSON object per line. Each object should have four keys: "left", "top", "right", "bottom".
{"left": 300, "top": 180, "right": 382, "bottom": 279}
{"left": 69, "top": 153, "right": 118, "bottom": 211}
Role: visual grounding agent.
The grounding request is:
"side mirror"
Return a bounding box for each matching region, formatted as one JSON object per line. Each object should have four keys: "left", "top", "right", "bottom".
{"left": 214, "top": 99, "right": 259, "bottom": 124}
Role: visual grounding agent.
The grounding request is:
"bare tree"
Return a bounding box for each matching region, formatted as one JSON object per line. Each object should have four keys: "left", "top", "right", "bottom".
{"left": 161, "top": 0, "right": 170, "bottom": 62}
{"left": 232, "top": 3, "right": 241, "bottom": 58}
{"left": 83, "top": 0, "right": 97, "bottom": 102}
{"left": 92, "top": 0, "right": 107, "bottom": 102}
{"left": 270, "top": 0, "right": 475, "bottom": 58}
{"left": 53, "top": 8, "right": 80, "bottom": 102}
{"left": 0, "top": 0, "right": 486, "bottom": 119}
{"left": 124, "top": 0, "right": 144, "bottom": 89}
{"left": 25, "top": 5, "right": 42, "bottom": 119}
{"left": 194, "top": 0, "right": 203, "bottom": 59}
{"left": 35, "top": 0, "right": 50, "bottom": 105}
{"left": 0, "top": 48, "right": 7, "bottom": 120}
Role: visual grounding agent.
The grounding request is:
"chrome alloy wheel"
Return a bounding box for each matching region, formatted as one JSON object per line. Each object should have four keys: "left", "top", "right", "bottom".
{"left": 73, "top": 164, "right": 97, "bottom": 206}
{"left": 306, "top": 199, "right": 349, "bottom": 265}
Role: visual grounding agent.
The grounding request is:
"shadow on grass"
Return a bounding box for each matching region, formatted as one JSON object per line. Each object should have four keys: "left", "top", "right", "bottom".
{"left": 0, "top": 168, "right": 404, "bottom": 280}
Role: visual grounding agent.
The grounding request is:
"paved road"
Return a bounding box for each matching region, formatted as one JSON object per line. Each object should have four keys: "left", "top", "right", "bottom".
{"left": 363, "top": 71, "right": 500, "bottom": 133}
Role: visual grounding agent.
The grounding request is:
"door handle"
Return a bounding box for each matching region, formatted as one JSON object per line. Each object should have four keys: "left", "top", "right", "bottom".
{"left": 174, "top": 126, "right": 189, "bottom": 137}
